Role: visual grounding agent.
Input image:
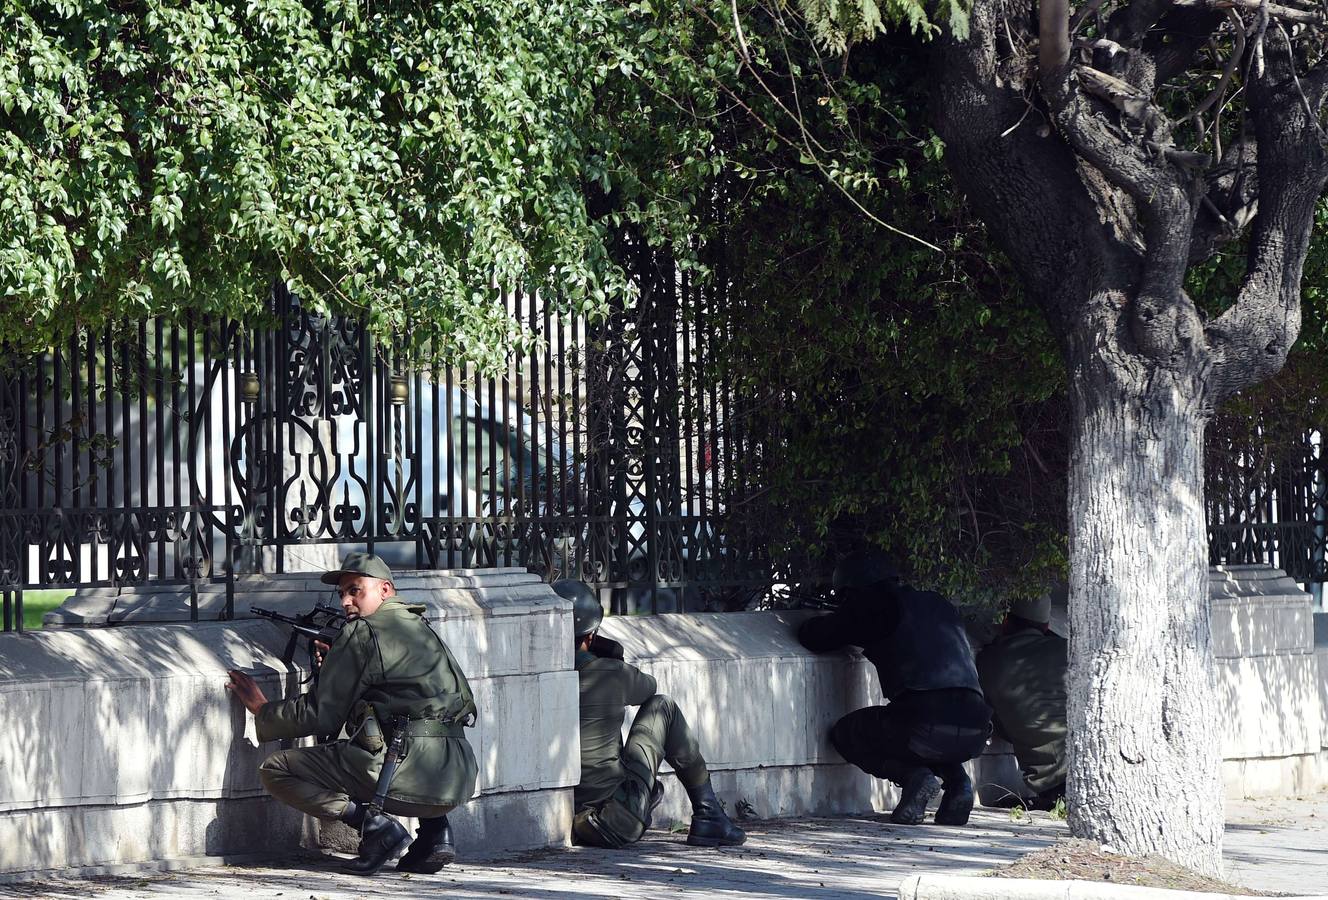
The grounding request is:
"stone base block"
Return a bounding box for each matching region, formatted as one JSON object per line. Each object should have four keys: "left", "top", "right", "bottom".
{"left": 1223, "top": 751, "right": 1328, "bottom": 799}
{"left": 0, "top": 795, "right": 309, "bottom": 880}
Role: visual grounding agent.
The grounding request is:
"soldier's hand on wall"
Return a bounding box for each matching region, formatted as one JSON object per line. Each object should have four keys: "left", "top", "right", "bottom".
{"left": 226, "top": 669, "right": 269, "bottom": 715}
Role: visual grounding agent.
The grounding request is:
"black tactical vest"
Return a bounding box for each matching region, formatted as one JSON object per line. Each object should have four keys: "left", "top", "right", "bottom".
{"left": 865, "top": 587, "right": 982, "bottom": 698}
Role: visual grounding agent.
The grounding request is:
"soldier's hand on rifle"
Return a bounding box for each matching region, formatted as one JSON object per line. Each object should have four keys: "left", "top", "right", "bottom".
{"left": 314, "top": 640, "right": 330, "bottom": 668}
{"left": 227, "top": 670, "right": 269, "bottom": 715}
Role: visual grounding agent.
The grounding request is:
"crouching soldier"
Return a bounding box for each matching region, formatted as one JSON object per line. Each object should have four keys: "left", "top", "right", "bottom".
{"left": 798, "top": 551, "right": 992, "bottom": 826}
{"left": 552, "top": 579, "right": 745, "bottom": 849}
{"left": 975, "top": 593, "right": 1067, "bottom": 810}
{"left": 227, "top": 553, "right": 478, "bottom": 876}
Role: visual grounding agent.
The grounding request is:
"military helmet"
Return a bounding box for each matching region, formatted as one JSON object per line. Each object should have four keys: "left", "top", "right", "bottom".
{"left": 552, "top": 579, "right": 604, "bottom": 637}
{"left": 1009, "top": 593, "right": 1051, "bottom": 624}
{"left": 831, "top": 550, "right": 900, "bottom": 592}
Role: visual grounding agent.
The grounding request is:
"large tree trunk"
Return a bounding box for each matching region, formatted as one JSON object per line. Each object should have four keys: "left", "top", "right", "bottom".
{"left": 1065, "top": 361, "right": 1223, "bottom": 873}
{"left": 925, "top": 0, "right": 1328, "bottom": 874}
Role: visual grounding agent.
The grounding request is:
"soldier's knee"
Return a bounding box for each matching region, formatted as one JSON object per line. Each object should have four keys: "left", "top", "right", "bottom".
{"left": 642, "top": 693, "right": 678, "bottom": 715}
{"left": 258, "top": 750, "right": 292, "bottom": 787}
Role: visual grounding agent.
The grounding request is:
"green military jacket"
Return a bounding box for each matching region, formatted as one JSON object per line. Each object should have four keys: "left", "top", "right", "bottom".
{"left": 256, "top": 599, "right": 479, "bottom": 808}
{"left": 575, "top": 649, "right": 656, "bottom": 809}
{"left": 975, "top": 626, "right": 1068, "bottom": 794}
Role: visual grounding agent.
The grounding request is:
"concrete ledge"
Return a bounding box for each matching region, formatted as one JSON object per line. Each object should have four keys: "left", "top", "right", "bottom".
{"left": 6, "top": 563, "right": 1326, "bottom": 876}
{"left": 897, "top": 873, "right": 1328, "bottom": 900}
{"left": 1, "top": 569, "right": 580, "bottom": 875}
{"left": 598, "top": 610, "right": 896, "bottom": 823}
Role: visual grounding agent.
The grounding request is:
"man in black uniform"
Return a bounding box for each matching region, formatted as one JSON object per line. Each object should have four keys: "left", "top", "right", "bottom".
{"left": 552, "top": 579, "right": 745, "bottom": 849}
{"left": 798, "top": 551, "right": 992, "bottom": 826}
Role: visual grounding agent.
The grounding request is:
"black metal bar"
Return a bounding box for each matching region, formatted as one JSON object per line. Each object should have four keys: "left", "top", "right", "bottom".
{"left": 365, "top": 318, "right": 376, "bottom": 556}
{"left": 137, "top": 321, "right": 149, "bottom": 576}
{"left": 155, "top": 321, "right": 166, "bottom": 579}
{"left": 445, "top": 358, "right": 456, "bottom": 569}
{"left": 413, "top": 341, "right": 425, "bottom": 568}
{"left": 473, "top": 333, "right": 484, "bottom": 567}
{"left": 86, "top": 334, "right": 98, "bottom": 584}
{"left": 571, "top": 298, "right": 584, "bottom": 581}
{"left": 529, "top": 282, "right": 542, "bottom": 576}
{"left": 499, "top": 289, "right": 512, "bottom": 568}
{"left": 514, "top": 288, "right": 526, "bottom": 567}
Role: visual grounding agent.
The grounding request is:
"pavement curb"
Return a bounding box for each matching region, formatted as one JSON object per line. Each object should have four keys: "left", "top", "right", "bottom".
{"left": 896, "top": 874, "right": 1328, "bottom": 900}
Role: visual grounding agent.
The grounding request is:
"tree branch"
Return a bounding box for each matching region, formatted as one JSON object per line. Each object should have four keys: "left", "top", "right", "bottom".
{"left": 1147, "top": 8, "right": 1227, "bottom": 83}
{"left": 1106, "top": 0, "right": 1178, "bottom": 46}
{"left": 1171, "top": 0, "right": 1326, "bottom": 24}
{"left": 1042, "top": 0, "right": 1072, "bottom": 75}
{"left": 1188, "top": 134, "right": 1260, "bottom": 263}
{"left": 1205, "top": 25, "right": 1328, "bottom": 401}
{"left": 1042, "top": 3, "right": 1209, "bottom": 364}
{"left": 1177, "top": 10, "right": 1245, "bottom": 125}
{"left": 933, "top": 0, "right": 1118, "bottom": 340}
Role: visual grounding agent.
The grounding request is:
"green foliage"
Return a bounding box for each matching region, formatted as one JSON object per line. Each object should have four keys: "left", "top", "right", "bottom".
{"left": 696, "top": 30, "right": 1065, "bottom": 608}
{"left": 0, "top": 0, "right": 693, "bottom": 367}
{"left": 794, "top": 0, "right": 968, "bottom": 53}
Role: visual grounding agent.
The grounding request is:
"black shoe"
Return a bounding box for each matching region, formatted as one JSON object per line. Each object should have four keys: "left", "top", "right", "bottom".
{"left": 889, "top": 769, "right": 940, "bottom": 825}
{"left": 684, "top": 780, "right": 746, "bottom": 847}
{"left": 396, "top": 815, "right": 456, "bottom": 874}
{"left": 642, "top": 780, "right": 666, "bottom": 831}
{"left": 932, "top": 765, "right": 974, "bottom": 826}
{"left": 341, "top": 812, "right": 412, "bottom": 876}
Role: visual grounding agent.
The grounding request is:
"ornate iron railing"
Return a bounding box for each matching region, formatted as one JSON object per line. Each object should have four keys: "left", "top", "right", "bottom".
{"left": 1206, "top": 428, "right": 1327, "bottom": 585}
{"left": 0, "top": 260, "right": 764, "bottom": 630}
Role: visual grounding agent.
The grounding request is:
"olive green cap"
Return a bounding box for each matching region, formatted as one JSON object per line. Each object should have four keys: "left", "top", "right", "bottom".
{"left": 320, "top": 551, "right": 394, "bottom": 585}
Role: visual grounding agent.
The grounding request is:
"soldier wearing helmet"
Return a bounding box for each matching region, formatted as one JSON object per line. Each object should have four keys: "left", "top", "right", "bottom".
{"left": 797, "top": 551, "right": 992, "bottom": 827}
{"left": 975, "top": 590, "right": 1068, "bottom": 810}
{"left": 552, "top": 579, "right": 745, "bottom": 849}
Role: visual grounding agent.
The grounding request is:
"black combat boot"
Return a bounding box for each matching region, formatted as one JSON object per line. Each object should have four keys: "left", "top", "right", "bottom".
{"left": 341, "top": 811, "right": 412, "bottom": 876}
{"left": 684, "top": 780, "right": 746, "bottom": 847}
{"left": 889, "top": 768, "right": 940, "bottom": 825}
{"left": 396, "top": 814, "right": 456, "bottom": 874}
{"left": 932, "top": 764, "right": 974, "bottom": 826}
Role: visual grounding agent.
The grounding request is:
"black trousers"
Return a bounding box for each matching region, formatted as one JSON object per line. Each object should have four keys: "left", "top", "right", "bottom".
{"left": 830, "top": 688, "right": 992, "bottom": 786}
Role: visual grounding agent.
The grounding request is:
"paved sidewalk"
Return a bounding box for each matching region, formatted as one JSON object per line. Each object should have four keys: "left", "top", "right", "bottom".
{"left": 0, "top": 809, "right": 1067, "bottom": 900}
{"left": 1225, "top": 795, "right": 1328, "bottom": 894}
{"left": 2, "top": 798, "right": 1323, "bottom": 899}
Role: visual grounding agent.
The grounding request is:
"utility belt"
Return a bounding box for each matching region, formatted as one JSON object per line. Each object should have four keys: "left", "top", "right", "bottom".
{"left": 348, "top": 701, "right": 463, "bottom": 754}
{"left": 388, "top": 717, "right": 465, "bottom": 740}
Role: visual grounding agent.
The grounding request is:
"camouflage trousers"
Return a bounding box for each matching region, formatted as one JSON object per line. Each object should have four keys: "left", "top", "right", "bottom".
{"left": 259, "top": 740, "right": 455, "bottom": 821}
{"left": 572, "top": 694, "right": 709, "bottom": 848}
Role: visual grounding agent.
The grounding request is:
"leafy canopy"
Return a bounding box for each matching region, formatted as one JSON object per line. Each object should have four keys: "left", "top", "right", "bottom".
{"left": 1, "top": 0, "right": 647, "bottom": 365}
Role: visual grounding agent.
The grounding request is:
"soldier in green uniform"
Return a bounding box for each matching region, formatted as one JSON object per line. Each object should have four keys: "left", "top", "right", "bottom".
{"left": 552, "top": 579, "right": 745, "bottom": 850}
{"left": 975, "top": 594, "right": 1067, "bottom": 809}
{"left": 227, "top": 553, "right": 479, "bottom": 876}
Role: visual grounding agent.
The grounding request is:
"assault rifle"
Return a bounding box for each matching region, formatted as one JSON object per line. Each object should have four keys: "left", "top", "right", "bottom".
{"left": 252, "top": 603, "right": 347, "bottom": 682}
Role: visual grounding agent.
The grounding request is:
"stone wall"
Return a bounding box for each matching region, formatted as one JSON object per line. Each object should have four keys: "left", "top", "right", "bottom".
{"left": 596, "top": 611, "right": 891, "bottom": 827}
{"left": 3, "top": 563, "right": 1324, "bottom": 877}
{"left": 1213, "top": 566, "right": 1328, "bottom": 798}
{"left": 975, "top": 566, "right": 1328, "bottom": 803}
{"left": 0, "top": 569, "right": 580, "bottom": 878}
{"left": 3, "top": 572, "right": 890, "bottom": 878}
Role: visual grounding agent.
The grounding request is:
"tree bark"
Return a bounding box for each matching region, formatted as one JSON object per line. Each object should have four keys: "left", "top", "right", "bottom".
{"left": 926, "top": 0, "right": 1325, "bottom": 875}
{"left": 1065, "top": 351, "right": 1223, "bottom": 874}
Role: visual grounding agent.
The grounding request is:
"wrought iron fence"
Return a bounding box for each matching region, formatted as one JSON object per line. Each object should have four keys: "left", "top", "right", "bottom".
{"left": 1206, "top": 428, "right": 1327, "bottom": 585}
{"left": 0, "top": 251, "right": 767, "bottom": 631}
